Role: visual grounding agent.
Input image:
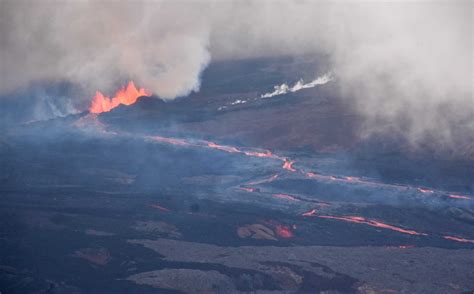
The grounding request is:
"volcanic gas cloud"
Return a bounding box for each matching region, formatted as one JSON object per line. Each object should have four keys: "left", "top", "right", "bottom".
{"left": 89, "top": 81, "right": 150, "bottom": 114}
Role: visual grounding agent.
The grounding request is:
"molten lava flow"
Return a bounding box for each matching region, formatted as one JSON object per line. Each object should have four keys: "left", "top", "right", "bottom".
{"left": 301, "top": 209, "right": 318, "bottom": 217}
{"left": 317, "top": 215, "right": 426, "bottom": 236}
{"left": 243, "top": 150, "right": 276, "bottom": 158}
{"left": 149, "top": 203, "right": 170, "bottom": 212}
{"left": 306, "top": 171, "right": 454, "bottom": 199}
{"left": 273, "top": 193, "right": 299, "bottom": 201}
{"left": 282, "top": 159, "right": 296, "bottom": 172}
{"left": 443, "top": 235, "right": 474, "bottom": 244}
{"left": 448, "top": 194, "right": 471, "bottom": 200}
{"left": 239, "top": 187, "right": 256, "bottom": 193}
{"left": 274, "top": 224, "right": 294, "bottom": 238}
{"left": 418, "top": 188, "right": 434, "bottom": 193}
{"left": 89, "top": 81, "right": 151, "bottom": 114}
{"left": 303, "top": 210, "right": 425, "bottom": 236}
{"left": 207, "top": 141, "right": 285, "bottom": 162}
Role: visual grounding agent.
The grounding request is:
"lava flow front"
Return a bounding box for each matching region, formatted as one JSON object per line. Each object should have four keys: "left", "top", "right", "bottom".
{"left": 89, "top": 81, "right": 151, "bottom": 114}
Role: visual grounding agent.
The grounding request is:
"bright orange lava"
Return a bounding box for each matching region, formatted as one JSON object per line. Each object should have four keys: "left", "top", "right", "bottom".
{"left": 301, "top": 208, "right": 318, "bottom": 217}
{"left": 448, "top": 194, "right": 471, "bottom": 200}
{"left": 207, "top": 142, "right": 241, "bottom": 153}
{"left": 275, "top": 224, "right": 294, "bottom": 238}
{"left": 282, "top": 159, "right": 296, "bottom": 172}
{"left": 89, "top": 81, "right": 151, "bottom": 114}
{"left": 318, "top": 215, "right": 426, "bottom": 236}
{"left": 302, "top": 209, "right": 425, "bottom": 236}
{"left": 443, "top": 235, "right": 474, "bottom": 244}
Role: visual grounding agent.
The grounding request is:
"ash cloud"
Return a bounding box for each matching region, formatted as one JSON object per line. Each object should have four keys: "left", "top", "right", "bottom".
{"left": 1, "top": 0, "right": 472, "bottom": 154}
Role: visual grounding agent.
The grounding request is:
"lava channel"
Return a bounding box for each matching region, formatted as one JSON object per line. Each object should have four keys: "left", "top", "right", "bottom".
{"left": 443, "top": 235, "right": 474, "bottom": 244}
{"left": 448, "top": 194, "right": 472, "bottom": 200}
{"left": 301, "top": 209, "right": 425, "bottom": 236}
{"left": 246, "top": 174, "right": 279, "bottom": 186}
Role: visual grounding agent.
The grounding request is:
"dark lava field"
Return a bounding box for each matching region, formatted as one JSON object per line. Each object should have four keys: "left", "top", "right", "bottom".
{"left": 1, "top": 58, "right": 473, "bottom": 293}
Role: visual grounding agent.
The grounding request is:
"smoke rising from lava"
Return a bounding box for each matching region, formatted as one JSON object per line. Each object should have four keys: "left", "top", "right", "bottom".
{"left": 0, "top": 1, "right": 211, "bottom": 100}
{"left": 1, "top": 1, "right": 472, "bottom": 153}
{"left": 260, "top": 74, "right": 333, "bottom": 98}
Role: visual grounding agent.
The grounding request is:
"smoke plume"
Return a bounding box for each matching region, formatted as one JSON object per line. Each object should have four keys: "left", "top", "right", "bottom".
{"left": 0, "top": 1, "right": 211, "bottom": 100}
{"left": 261, "top": 74, "right": 333, "bottom": 98}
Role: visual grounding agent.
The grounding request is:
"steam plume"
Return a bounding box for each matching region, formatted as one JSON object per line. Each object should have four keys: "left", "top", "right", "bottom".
{"left": 261, "top": 74, "right": 333, "bottom": 98}
{"left": 0, "top": 1, "right": 211, "bottom": 100}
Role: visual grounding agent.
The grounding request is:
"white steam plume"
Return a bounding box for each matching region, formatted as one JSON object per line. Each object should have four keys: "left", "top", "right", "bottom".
{"left": 261, "top": 74, "right": 333, "bottom": 98}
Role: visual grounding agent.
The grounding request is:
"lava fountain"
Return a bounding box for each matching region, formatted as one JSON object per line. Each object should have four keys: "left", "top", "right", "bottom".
{"left": 89, "top": 81, "right": 151, "bottom": 114}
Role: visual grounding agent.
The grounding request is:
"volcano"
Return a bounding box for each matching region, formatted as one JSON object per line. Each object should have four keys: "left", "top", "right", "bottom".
{"left": 0, "top": 57, "right": 473, "bottom": 293}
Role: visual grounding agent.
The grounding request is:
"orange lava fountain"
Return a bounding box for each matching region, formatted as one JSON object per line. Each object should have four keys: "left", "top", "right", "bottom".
{"left": 89, "top": 81, "right": 151, "bottom": 114}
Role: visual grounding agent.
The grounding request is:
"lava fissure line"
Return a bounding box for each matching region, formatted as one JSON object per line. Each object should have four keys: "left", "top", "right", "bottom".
{"left": 301, "top": 209, "right": 426, "bottom": 236}
{"left": 100, "top": 125, "right": 471, "bottom": 203}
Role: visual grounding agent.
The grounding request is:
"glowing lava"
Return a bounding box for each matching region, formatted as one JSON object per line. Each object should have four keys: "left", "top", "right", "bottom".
{"left": 302, "top": 209, "right": 425, "bottom": 236}
{"left": 148, "top": 135, "right": 191, "bottom": 146}
{"left": 448, "top": 194, "right": 471, "bottom": 200}
{"left": 443, "top": 235, "right": 474, "bottom": 244}
{"left": 318, "top": 215, "right": 426, "bottom": 236}
{"left": 274, "top": 224, "right": 294, "bottom": 238}
{"left": 282, "top": 159, "right": 296, "bottom": 172}
{"left": 89, "top": 81, "right": 151, "bottom": 114}
{"left": 418, "top": 188, "right": 434, "bottom": 193}
{"left": 301, "top": 209, "right": 318, "bottom": 217}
